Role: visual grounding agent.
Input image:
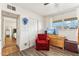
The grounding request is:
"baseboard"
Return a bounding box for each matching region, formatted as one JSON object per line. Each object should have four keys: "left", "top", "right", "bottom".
{"left": 16, "top": 45, "right": 20, "bottom": 50}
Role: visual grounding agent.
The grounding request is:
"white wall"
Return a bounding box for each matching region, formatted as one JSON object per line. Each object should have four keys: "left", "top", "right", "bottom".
{"left": 52, "top": 10, "right": 77, "bottom": 20}
{"left": 45, "top": 10, "right": 78, "bottom": 42}
{"left": 43, "top": 16, "right": 53, "bottom": 31}
{"left": 58, "top": 29, "right": 78, "bottom": 41}
{"left": 0, "top": 3, "right": 2, "bottom": 56}
{"left": 0, "top": 3, "right": 44, "bottom": 51}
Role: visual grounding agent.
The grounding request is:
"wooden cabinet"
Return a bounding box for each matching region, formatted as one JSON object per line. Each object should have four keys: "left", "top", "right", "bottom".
{"left": 64, "top": 40, "right": 78, "bottom": 53}
{"left": 48, "top": 35, "right": 65, "bottom": 49}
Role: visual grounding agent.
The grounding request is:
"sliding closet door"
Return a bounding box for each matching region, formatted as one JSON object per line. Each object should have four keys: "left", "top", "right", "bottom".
{"left": 28, "top": 19, "right": 37, "bottom": 47}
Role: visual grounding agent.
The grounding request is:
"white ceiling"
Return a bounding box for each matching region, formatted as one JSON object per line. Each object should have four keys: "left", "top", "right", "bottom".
{"left": 13, "top": 3, "right": 79, "bottom": 16}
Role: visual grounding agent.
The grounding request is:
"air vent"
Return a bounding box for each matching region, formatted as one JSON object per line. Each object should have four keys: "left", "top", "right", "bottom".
{"left": 7, "top": 4, "right": 16, "bottom": 11}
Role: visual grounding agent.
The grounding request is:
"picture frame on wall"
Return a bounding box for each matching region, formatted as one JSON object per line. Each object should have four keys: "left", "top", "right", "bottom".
{"left": 23, "top": 17, "right": 28, "bottom": 25}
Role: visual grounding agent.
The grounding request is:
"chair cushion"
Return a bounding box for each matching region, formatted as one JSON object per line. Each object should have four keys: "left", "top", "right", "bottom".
{"left": 38, "top": 34, "right": 47, "bottom": 40}
{"left": 37, "top": 40, "right": 48, "bottom": 44}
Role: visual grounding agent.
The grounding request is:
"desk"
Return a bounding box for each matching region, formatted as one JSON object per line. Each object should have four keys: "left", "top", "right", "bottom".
{"left": 48, "top": 35, "right": 65, "bottom": 49}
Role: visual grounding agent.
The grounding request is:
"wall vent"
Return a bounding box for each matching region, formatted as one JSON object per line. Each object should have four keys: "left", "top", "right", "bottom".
{"left": 7, "top": 4, "right": 16, "bottom": 11}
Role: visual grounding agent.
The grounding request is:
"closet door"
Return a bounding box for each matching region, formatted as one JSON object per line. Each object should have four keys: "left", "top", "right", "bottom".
{"left": 28, "top": 19, "right": 37, "bottom": 47}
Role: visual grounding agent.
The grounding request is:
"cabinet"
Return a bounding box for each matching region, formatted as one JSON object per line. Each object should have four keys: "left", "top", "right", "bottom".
{"left": 64, "top": 40, "right": 78, "bottom": 53}
{"left": 48, "top": 35, "right": 65, "bottom": 49}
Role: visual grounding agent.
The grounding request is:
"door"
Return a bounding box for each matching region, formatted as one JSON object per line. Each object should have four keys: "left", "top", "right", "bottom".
{"left": 28, "top": 19, "right": 38, "bottom": 47}
{"left": 2, "top": 11, "right": 20, "bottom": 56}
{"left": 3, "top": 17, "right": 16, "bottom": 47}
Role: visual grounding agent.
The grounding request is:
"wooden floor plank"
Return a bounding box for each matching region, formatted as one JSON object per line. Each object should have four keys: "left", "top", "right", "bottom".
{"left": 2, "top": 37, "right": 19, "bottom": 56}
{"left": 8, "top": 46, "right": 79, "bottom": 56}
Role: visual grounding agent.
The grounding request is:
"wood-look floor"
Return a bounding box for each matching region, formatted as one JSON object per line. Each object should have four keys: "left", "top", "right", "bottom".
{"left": 2, "top": 37, "right": 19, "bottom": 56}
{"left": 2, "top": 37, "right": 79, "bottom": 56}
{"left": 8, "top": 46, "right": 79, "bottom": 56}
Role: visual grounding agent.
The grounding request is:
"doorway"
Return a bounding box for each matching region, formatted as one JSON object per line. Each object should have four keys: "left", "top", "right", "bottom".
{"left": 1, "top": 11, "right": 20, "bottom": 56}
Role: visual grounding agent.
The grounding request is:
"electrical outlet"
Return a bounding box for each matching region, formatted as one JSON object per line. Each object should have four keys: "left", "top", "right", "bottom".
{"left": 24, "top": 43, "right": 27, "bottom": 46}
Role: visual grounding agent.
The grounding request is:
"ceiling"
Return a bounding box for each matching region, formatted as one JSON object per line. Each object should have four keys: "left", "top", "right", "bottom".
{"left": 13, "top": 3, "right": 79, "bottom": 16}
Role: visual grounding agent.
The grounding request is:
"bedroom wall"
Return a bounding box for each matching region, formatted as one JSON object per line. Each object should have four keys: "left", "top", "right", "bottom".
{"left": 0, "top": 3, "right": 44, "bottom": 51}
{"left": 45, "top": 10, "right": 78, "bottom": 42}
{"left": 0, "top": 3, "right": 2, "bottom": 56}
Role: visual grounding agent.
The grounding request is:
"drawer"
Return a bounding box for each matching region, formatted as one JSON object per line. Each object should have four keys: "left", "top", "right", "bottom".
{"left": 58, "top": 40, "right": 64, "bottom": 44}
{"left": 53, "top": 40, "right": 64, "bottom": 48}
{"left": 50, "top": 40, "right": 57, "bottom": 45}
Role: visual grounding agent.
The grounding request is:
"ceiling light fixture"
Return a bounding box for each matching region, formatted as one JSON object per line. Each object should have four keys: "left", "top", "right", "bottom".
{"left": 44, "top": 3, "right": 49, "bottom": 5}
{"left": 43, "top": 3, "right": 59, "bottom": 7}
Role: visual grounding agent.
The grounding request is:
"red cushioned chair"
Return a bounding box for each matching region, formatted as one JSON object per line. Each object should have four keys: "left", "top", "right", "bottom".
{"left": 36, "top": 34, "right": 49, "bottom": 50}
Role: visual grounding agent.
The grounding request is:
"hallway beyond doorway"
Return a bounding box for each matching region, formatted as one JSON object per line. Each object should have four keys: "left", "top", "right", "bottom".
{"left": 2, "top": 37, "right": 19, "bottom": 56}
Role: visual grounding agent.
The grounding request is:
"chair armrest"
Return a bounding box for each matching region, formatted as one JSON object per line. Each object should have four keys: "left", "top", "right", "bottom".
{"left": 47, "top": 37, "right": 50, "bottom": 40}
{"left": 35, "top": 38, "right": 39, "bottom": 42}
{"left": 35, "top": 38, "right": 38, "bottom": 46}
{"left": 46, "top": 39, "right": 50, "bottom": 43}
{"left": 46, "top": 39, "right": 50, "bottom": 47}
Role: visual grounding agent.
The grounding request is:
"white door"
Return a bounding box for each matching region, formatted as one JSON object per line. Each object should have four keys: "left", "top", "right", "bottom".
{"left": 28, "top": 19, "right": 38, "bottom": 47}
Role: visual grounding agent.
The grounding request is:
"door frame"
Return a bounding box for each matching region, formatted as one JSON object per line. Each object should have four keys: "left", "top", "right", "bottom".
{"left": 1, "top": 10, "right": 20, "bottom": 48}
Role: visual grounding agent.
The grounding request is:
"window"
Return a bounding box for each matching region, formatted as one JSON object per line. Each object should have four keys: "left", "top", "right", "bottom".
{"left": 47, "top": 28, "right": 58, "bottom": 35}
{"left": 48, "top": 20, "right": 63, "bottom": 35}
{"left": 52, "top": 20, "right": 64, "bottom": 29}
{"left": 64, "top": 17, "right": 78, "bottom": 29}
{"left": 52, "top": 22, "right": 63, "bottom": 27}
